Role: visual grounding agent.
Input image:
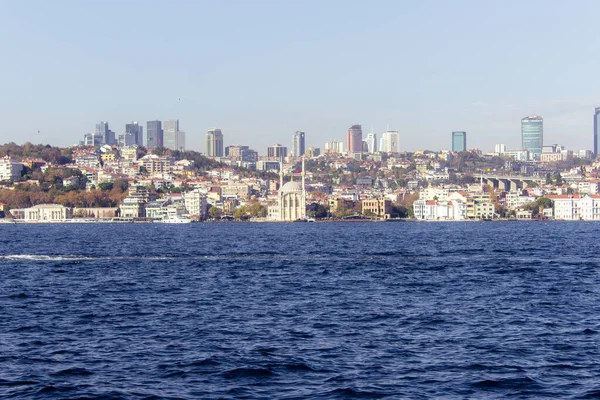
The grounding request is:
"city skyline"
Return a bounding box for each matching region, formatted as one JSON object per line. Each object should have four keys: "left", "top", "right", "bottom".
{"left": 1, "top": 1, "right": 600, "bottom": 152}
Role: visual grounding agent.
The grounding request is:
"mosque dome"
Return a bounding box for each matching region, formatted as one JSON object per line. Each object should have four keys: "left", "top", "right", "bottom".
{"left": 281, "top": 181, "right": 303, "bottom": 192}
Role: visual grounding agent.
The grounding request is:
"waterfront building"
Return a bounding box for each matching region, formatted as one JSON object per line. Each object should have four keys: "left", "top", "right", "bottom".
{"left": 413, "top": 199, "right": 467, "bottom": 220}
{"left": 521, "top": 115, "right": 543, "bottom": 157}
{"left": 267, "top": 144, "right": 288, "bottom": 159}
{"left": 361, "top": 198, "right": 392, "bottom": 219}
{"left": 292, "top": 131, "right": 306, "bottom": 157}
{"left": 0, "top": 157, "right": 23, "bottom": 181}
{"left": 11, "top": 204, "right": 73, "bottom": 221}
{"left": 147, "top": 120, "right": 163, "bottom": 147}
{"left": 347, "top": 125, "right": 362, "bottom": 153}
{"left": 206, "top": 128, "right": 224, "bottom": 157}
{"left": 273, "top": 158, "right": 306, "bottom": 221}
{"left": 549, "top": 194, "right": 600, "bottom": 220}
{"left": 381, "top": 131, "right": 400, "bottom": 153}
{"left": 594, "top": 108, "right": 600, "bottom": 157}
{"left": 452, "top": 131, "right": 466, "bottom": 152}
{"left": 183, "top": 189, "right": 208, "bottom": 220}
{"left": 119, "top": 186, "right": 155, "bottom": 218}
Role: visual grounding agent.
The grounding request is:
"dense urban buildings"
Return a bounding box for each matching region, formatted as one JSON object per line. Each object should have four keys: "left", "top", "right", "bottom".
{"left": 594, "top": 108, "right": 600, "bottom": 156}
{"left": 452, "top": 131, "right": 466, "bottom": 152}
{"left": 206, "top": 128, "right": 224, "bottom": 157}
{"left": 292, "top": 131, "right": 306, "bottom": 157}
{"left": 163, "top": 119, "right": 185, "bottom": 151}
{"left": 521, "top": 115, "right": 543, "bottom": 157}
{"left": 347, "top": 125, "right": 363, "bottom": 153}
{"left": 146, "top": 120, "right": 163, "bottom": 148}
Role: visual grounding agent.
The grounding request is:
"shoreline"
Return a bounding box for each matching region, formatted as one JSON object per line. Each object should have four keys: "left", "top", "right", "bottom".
{"left": 0, "top": 218, "right": 582, "bottom": 224}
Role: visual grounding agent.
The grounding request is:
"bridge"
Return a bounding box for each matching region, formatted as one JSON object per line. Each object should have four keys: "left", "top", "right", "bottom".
{"left": 481, "top": 175, "right": 545, "bottom": 191}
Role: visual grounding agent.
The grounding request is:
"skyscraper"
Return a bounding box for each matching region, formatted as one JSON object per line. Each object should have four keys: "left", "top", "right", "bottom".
{"left": 125, "top": 122, "right": 143, "bottom": 146}
{"left": 521, "top": 116, "right": 543, "bottom": 156}
{"left": 347, "top": 125, "right": 362, "bottom": 153}
{"left": 381, "top": 131, "right": 400, "bottom": 153}
{"left": 163, "top": 119, "right": 185, "bottom": 151}
{"left": 452, "top": 131, "right": 467, "bottom": 152}
{"left": 267, "top": 144, "right": 288, "bottom": 159}
{"left": 292, "top": 131, "right": 306, "bottom": 157}
{"left": 365, "top": 132, "right": 377, "bottom": 153}
{"left": 96, "top": 121, "right": 115, "bottom": 145}
{"left": 206, "top": 128, "right": 224, "bottom": 157}
{"left": 147, "top": 120, "right": 163, "bottom": 147}
{"left": 594, "top": 108, "right": 600, "bottom": 156}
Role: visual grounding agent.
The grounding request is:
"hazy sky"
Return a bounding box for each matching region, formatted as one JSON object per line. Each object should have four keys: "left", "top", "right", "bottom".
{"left": 1, "top": 0, "right": 599, "bottom": 154}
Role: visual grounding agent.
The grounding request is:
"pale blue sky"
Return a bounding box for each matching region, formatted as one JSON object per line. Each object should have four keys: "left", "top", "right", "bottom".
{"left": 1, "top": 0, "right": 599, "bottom": 153}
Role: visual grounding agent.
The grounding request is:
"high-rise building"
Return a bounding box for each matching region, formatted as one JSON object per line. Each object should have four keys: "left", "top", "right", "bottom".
{"left": 452, "top": 131, "right": 467, "bottom": 152}
{"left": 147, "top": 120, "right": 163, "bottom": 148}
{"left": 96, "top": 121, "right": 115, "bottom": 145}
{"left": 225, "top": 145, "right": 249, "bottom": 159}
{"left": 381, "top": 131, "right": 400, "bottom": 153}
{"left": 163, "top": 119, "right": 185, "bottom": 151}
{"left": 366, "top": 132, "right": 377, "bottom": 153}
{"left": 325, "top": 139, "right": 343, "bottom": 154}
{"left": 347, "top": 125, "right": 363, "bottom": 153}
{"left": 118, "top": 133, "right": 136, "bottom": 147}
{"left": 125, "top": 122, "right": 143, "bottom": 146}
{"left": 521, "top": 116, "right": 543, "bottom": 156}
{"left": 495, "top": 144, "right": 507, "bottom": 154}
{"left": 292, "top": 131, "right": 306, "bottom": 157}
{"left": 206, "top": 128, "right": 224, "bottom": 157}
{"left": 594, "top": 108, "right": 600, "bottom": 156}
{"left": 267, "top": 144, "right": 288, "bottom": 159}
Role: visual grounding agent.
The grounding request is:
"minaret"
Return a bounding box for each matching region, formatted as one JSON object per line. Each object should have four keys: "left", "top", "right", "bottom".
{"left": 301, "top": 156, "right": 305, "bottom": 192}
{"left": 302, "top": 156, "right": 306, "bottom": 217}
{"left": 279, "top": 158, "right": 283, "bottom": 190}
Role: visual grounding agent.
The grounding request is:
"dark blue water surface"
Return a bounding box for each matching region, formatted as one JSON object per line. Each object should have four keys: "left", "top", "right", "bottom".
{"left": 2, "top": 222, "right": 600, "bottom": 399}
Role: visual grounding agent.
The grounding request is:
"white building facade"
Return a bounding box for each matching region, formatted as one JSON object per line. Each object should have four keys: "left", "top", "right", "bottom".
{"left": 0, "top": 157, "right": 23, "bottom": 181}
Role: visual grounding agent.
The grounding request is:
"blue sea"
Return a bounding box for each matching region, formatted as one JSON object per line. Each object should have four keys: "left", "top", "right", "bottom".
{"left": 2, "top": 222, "right": 600, "bottom": 399}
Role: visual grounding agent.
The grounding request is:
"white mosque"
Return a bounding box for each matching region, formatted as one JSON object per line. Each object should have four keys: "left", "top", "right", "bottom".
{"left": 269, "top": 158, "right": 307, "bottom": 221}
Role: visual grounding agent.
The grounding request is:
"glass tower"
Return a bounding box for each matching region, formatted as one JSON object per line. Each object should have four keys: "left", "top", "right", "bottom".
{"left": 147, "top": 120, "right": 163, "bottom": 147}
{"left": 452, "top": 131, "right": 466, "bottom": 152}
{"left": 521, "top": 116, "right": 543, "bottom": 156}
{"left": 206, "top": 128, "right": 224, "bottom": 157}
{"left": 292, "top": 131, "right": 306, "bottom": 157}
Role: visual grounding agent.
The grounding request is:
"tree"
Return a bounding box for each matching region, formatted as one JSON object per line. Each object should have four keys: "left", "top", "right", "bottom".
{"left": 307, "top": 204, "right": 329, "bottom": 218}
{"left": 208, "top": 206, "right": 222, "bottom": 219}
{"left": 98, "top": 182, "right": 114, "bottom": 191}
{"left": 390, "top": 204, "right": 410, "bottom": 218}
{"left": 233, "top": 206, "right": 250, "bottom": 220}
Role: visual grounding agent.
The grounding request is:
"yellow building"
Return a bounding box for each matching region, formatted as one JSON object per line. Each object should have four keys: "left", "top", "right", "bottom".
{"left": 361, "top": 198, "right": 392, "bottom": 219}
